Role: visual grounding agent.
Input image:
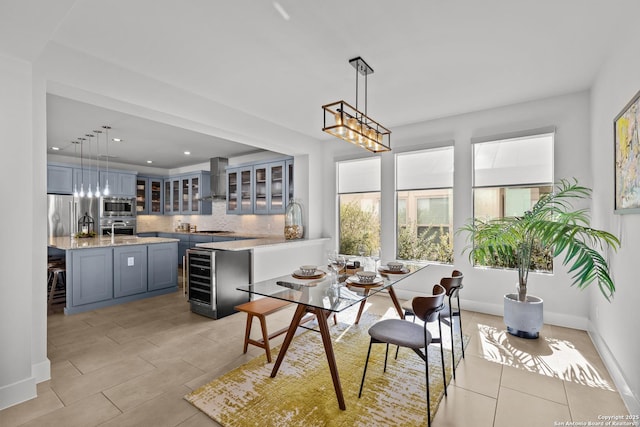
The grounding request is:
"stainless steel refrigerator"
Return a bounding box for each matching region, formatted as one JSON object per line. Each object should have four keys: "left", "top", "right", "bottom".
{"left": 47, "top": 195, "right": 99, "bottom": 238}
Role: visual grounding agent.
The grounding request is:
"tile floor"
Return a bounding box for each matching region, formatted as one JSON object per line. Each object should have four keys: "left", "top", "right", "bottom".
{"left": 0, "top": 285, "right": 630, "bottom": 426}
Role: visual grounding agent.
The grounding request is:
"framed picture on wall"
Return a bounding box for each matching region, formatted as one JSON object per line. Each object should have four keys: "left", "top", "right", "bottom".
{"left": 614, "top": 89, "right": 640, "bottom": 214}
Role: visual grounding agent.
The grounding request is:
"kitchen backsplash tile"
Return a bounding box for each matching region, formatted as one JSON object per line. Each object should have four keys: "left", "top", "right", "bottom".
{"left": 136, "top": 201, "right": 284, "bottom": 235}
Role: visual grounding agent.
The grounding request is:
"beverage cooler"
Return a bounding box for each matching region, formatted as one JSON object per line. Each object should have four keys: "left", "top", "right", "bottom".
{"left": 186, "top": 248, "right": 250, "bottom": 319}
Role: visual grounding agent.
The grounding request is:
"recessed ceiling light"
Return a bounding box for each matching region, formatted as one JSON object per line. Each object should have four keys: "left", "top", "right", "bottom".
{"left": 146, "top": 160, "right": 153, "bottom": 164}
{"left": 51, "top": 146, "right": 60, "bottom": 151}
{"left": 184, "top": 151, "right": 191, "bottom": 155}
{"left": 112, "top": 138, "right": 122, "bottom": 142}
{"left": 273, "top": 2, "right": 290, "bottom": 21}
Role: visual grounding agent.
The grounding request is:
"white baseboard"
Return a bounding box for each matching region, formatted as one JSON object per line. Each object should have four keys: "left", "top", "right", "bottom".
{"left": 0, "top": 376, "right": 36, "bottom": 411}
{"left": 32, "top": 359, "right": 51, "bottom": 384}
{"left": 394, "top": 290, "right": 588, "bottom": 329}
{"left": 588, "top": 322, "right": 640, "bottom": 416}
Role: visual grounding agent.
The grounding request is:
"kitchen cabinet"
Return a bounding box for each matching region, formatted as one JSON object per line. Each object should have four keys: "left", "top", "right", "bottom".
{"left": 113, "top": 245, "right": 147, "bottom": 298}
{"left": 226, "top": 166, "right": 254, "bottom": 214}
{"left": 47, "top": 164, "right": 74, "bottom": 194}
{"left": 227, "top": 158, "right": 292, "bottom": 215}
{"left": 164, "top": 172, "right": 211, "bottom": 215}
{"left": 71, "top": 247, "right": 113, "bottom": 306}
{"left": 148, "top": 242, "right": 178, "bottom": 291}
{"left": 136, "top": 176, "right": 163, "bottom": 215}
{"left": 99, "top": 171, "right": 136, "bottom": 197}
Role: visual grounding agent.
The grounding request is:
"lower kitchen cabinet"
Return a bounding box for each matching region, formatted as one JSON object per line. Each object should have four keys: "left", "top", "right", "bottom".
{"left": 148, "top": 242, "right": 178, "bottom": 290}
{"left": 71, "top": 247, "right": 113, "bottom": 306}
{"left": 113, "top": 245, "right": 148, "bottom": 298}
{"left": 64, "top": 241, "right": 178, "bottom": 314}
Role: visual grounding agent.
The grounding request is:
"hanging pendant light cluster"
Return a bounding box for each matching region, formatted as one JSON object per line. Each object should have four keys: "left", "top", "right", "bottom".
{"left": 72, "top": 125, "right": 112, "bottom": 198}
{"left": 322, "top": 57, "right": 391, "bottom": 153}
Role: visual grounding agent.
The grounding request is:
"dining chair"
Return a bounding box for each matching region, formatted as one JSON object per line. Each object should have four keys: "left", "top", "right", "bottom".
{"left": 358, "top": 284, "right": 446, "bottom": 427}
{"left": 402, "top": 270, "right": 465, "bottom": 379}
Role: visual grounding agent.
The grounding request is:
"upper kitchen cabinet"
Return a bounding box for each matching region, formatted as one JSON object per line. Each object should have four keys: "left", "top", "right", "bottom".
{"left": 47, "top": 164, "right": 74, "bottom": 194}
{"left": 99, "top": 170, "right": 136, "bottom": 197}
{"left": 226, "top": 166, "right": 254, "bottom": 214}
{"left": 163, "top": 171, "right": 211, "bottom": 215}
{"left": 136, "top": 176, "right": 163, "bottom": 215}
{"left": 226, "top": 157, "right": 293, "bottom": 215}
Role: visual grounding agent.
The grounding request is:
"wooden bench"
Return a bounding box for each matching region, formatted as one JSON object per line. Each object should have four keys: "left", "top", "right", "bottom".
{"left": 235, "top": 298, "right": 296, "bottom": 363}
{"left": 235, "top": 298, "right": 337, "bottom": 362}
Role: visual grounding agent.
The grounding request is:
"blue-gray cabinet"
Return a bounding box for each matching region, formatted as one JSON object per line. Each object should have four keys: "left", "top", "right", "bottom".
{"left": 136, "top": 176, "right": 163, "bottom": 215}
{"left": 47, "top": 164, "right": 74, "bottom": 194}
{"left": 64, "top": 241, "right": 178, "bottom": 314}
{"left": 227, "top": 158, "right": 292, "bottom": 215}
{"left": 164, "top": 172, "right": 211, "bottom": 215}
{"left": 100, "top": 171, "right": 136, "bottom": 197}
{"left": 113, "top": 245, "right": 148, "bottom": 298}
{"left": 71, "top": 247, "right": 113, "bottom": 306}
{"left": 148, "top": 242, "right": 178, "bottom": 290}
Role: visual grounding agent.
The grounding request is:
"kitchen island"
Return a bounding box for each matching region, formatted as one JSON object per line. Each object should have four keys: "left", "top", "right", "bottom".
{"left": 48, "top": 236, "right": 179, "bottom": 315}
{"left": 195, "top": 236, "right": 330, "bottom": 283}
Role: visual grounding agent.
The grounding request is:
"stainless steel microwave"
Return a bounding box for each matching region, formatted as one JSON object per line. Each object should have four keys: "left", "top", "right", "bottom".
{"left": 100, "top": 196, "right": 136, "bottom": 218}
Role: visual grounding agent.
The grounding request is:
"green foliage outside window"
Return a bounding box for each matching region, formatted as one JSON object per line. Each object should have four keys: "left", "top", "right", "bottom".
{"left": 339, "top": 201, "right": 380, "bottom": 255}
{"left": 397, "top": 222, "right": 453, "bottom": 264}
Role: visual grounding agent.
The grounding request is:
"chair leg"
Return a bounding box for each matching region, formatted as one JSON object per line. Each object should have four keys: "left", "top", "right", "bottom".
{"left": 383, "top": 343, "right": 390, "bottom": 373}
{"left": 423, "top": 329, "right": 431, "bottom": 427}
{"left": 437, "top": 319, "right": 447, "bottom": 397}
{"left": 457, "top": 294, "right": 465, "bottom": 358}
{"left": 448, "top": 303, "right": 456, "bottom": 380}
{"left": 358, "top": 339, "right": 374, "bottom": 398}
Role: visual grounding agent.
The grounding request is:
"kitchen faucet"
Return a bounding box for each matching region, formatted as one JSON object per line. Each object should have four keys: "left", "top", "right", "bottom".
{"left": 110, "top": 221, "right": 126, "bottom": 244}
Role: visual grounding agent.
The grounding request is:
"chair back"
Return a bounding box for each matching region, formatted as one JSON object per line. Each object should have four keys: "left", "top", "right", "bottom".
{"left": 411, "top": 284, "right": 446, "bottom": 323}
{"left": 440, "top": 270, "right": 464, "bottom": 297}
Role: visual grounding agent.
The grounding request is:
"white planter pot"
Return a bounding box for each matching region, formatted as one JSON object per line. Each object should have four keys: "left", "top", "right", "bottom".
{"left": 503, "top": 293, "right": 543, "bottom": 339}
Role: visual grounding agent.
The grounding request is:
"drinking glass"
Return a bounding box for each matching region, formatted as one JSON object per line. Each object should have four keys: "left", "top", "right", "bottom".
{"left": 327, "top": 251, "right": 346, "bottom": 286}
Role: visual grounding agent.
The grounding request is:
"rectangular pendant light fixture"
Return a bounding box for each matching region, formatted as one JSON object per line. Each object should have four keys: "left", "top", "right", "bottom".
{"left": 322, "top": 57, "right": 391, "bottom": 153}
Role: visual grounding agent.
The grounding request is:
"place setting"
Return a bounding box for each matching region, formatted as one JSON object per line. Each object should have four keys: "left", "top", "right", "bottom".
{"left": 291, "top": 265, "right": 326, "bottom": 280}
{"left": 345, "top": 270, "right": 384, "bottom": 287}
{"left": 378, "top": 261, "right": 411, "bottom": 275}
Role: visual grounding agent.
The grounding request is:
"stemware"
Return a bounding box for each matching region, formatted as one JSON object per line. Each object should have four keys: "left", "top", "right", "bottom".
{"left": 327, "top": 251, "right": 346, "bottom": 286}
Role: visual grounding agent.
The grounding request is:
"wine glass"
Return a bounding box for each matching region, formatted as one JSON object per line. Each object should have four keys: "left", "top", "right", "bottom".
{"left": 327, "top": 251, "right": 346, "bottom": 286}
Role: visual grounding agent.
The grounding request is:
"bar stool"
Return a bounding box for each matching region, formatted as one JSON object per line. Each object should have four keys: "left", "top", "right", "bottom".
{"left": 47, "top": 258, "right": 66, "bottom": 314}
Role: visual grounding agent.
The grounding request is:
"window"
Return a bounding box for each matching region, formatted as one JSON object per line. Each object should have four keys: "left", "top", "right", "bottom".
{"left": 396, "top": 147, "right": 454, "bottom": 263}
{"left": 337, "top": 158, "right": 381, "bottom": 255}
{"left": 472, "top": 132, "right": 554, "bottom": 271}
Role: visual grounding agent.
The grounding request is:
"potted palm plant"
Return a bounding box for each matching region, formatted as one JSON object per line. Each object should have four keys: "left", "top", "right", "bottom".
{"left": 458, "top": 178, "right": 620, "bottom": 338}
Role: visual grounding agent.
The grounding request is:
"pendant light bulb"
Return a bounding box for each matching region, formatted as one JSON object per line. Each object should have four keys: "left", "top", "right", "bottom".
{"left": 73, "top": 186, "right": 79, "bottom": 198}
{"left": 103, "top": 180, "right": 110, "bottom": 196}
{"left": 95, "top": 183, "right": 101, "bottom": 198}
{"left": 79, "top": 183, "right": 85, "bottom": 198}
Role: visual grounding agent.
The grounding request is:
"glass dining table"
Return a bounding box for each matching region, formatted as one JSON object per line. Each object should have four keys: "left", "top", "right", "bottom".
{"left": 236, "top": 263, "right": 428, "bottom": 410}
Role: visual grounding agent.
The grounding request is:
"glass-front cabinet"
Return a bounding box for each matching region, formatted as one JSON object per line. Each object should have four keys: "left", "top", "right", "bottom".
{"left": 163, "top": 172, "right": 211, "bottom": 215}
{"left": 226, "top": 158, "right": 292, "bottom": 215}
{"left": 137, "top": 176, "right": 163, "bottom": 215}
{"left": 227, "top": 166, "right": 254, "bottom": 214}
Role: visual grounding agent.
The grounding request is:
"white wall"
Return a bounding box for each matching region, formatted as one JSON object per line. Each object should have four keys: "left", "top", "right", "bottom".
{"left": 589, "top": 37, "right": 640, "bottom": 414}
{"left": 0, "top": 54, "right": 45, "bottom": 410}
{"left": 323, "top": 91, "right": 594, "bottom": 329}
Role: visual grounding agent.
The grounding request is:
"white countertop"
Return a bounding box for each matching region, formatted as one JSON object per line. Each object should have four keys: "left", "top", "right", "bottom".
{"left": 48, "top": 236, "right": 179, "bottom": 250}
{"left": 195, "top": 237, "right": 329, "bottom": 251}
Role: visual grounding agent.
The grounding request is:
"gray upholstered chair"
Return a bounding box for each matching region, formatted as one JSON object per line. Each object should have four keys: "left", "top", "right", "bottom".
{"left": 358, "top": 284, "right": 446, "bottom": 426}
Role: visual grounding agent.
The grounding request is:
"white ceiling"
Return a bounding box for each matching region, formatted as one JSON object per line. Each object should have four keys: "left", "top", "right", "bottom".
{"left": 3, "top": 0, "right": 640, "bottom": 169}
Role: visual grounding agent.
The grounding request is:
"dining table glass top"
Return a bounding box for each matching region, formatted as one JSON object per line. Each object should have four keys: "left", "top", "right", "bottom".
{"left": 236, "top": 264, "right": 428, "bottom": 313}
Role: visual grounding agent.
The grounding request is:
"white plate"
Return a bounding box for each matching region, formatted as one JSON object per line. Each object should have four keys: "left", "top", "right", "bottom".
{"left": 378, "top": 266, "right": 410, "bottom": 274}
{"left": 346, "top": 275, "right": 384, "bottom": 286}
{"left": 292, "top": 270, "right": 326, "bottom": 279}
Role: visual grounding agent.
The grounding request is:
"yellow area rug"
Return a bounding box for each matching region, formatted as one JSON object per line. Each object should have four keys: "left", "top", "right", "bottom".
{"left": 185, "top": 310, "right": 466, "bottom": 426}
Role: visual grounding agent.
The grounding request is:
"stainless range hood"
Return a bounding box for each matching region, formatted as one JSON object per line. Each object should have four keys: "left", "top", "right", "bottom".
{"left": 207, "top": 157, "right": 228, "bottom": 200}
